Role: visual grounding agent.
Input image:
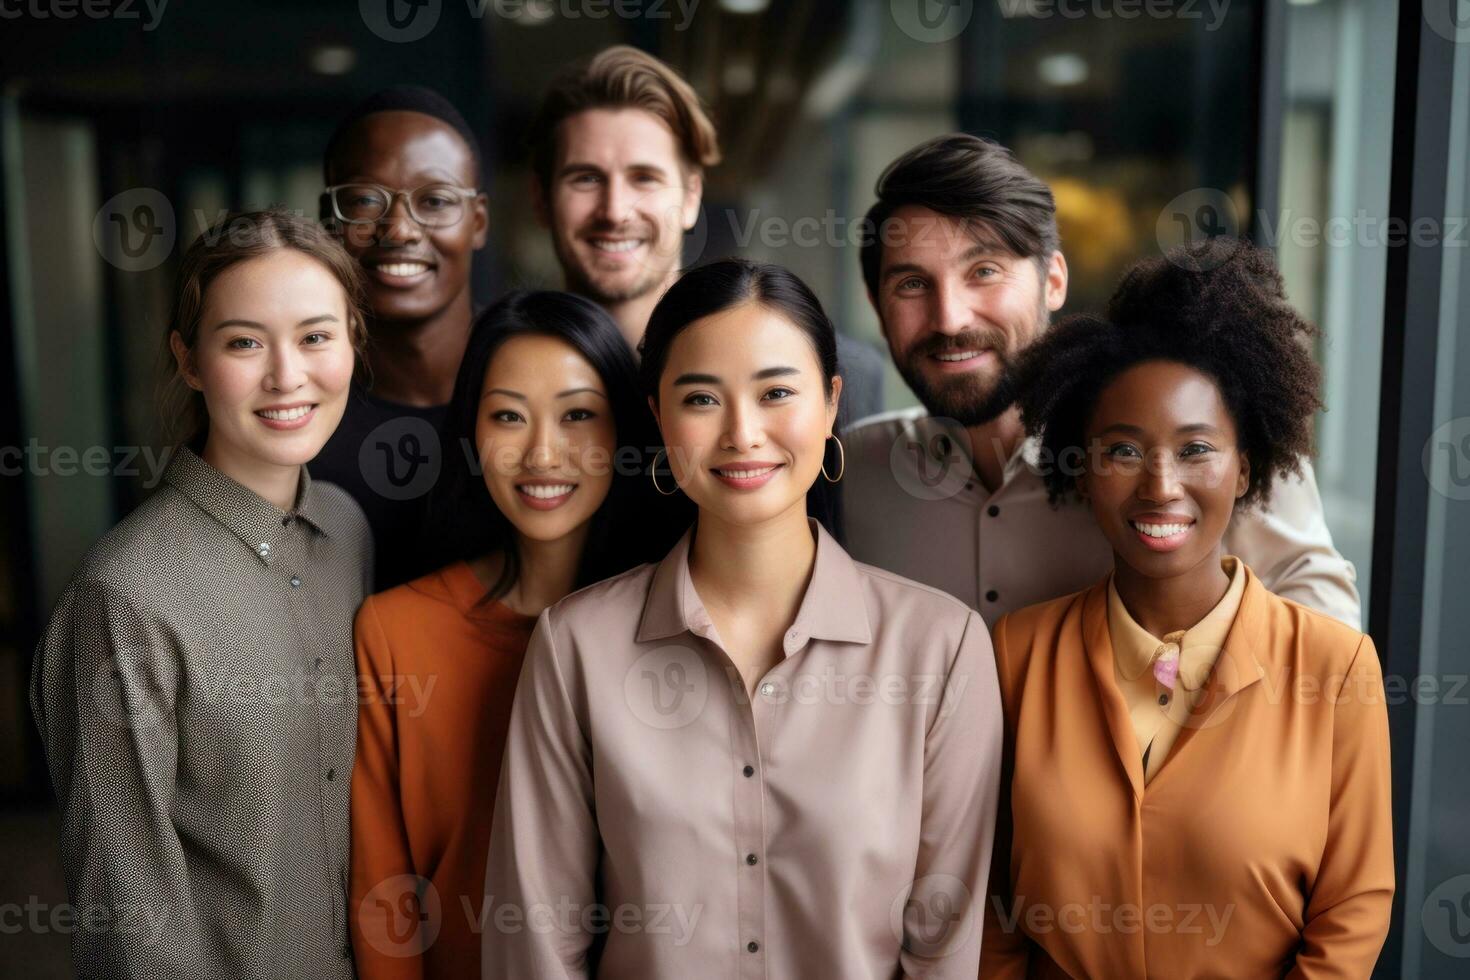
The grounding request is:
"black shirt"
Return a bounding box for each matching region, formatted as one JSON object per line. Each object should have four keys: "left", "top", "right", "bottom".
{"left": 309, "top": 382, "right": 449, "bottom": 590}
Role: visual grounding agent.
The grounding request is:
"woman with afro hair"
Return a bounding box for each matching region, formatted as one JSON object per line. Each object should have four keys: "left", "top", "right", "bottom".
{"left": 979, "top": 239, "right": 1393, "bottom": 978}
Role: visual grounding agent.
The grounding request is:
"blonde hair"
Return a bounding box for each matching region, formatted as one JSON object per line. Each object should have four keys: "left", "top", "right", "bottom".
{"left": 529, "top": 45, "right": 721, "bottom": 185}
{"left": 160, "top": 208, "right": 368, "bottom": 447}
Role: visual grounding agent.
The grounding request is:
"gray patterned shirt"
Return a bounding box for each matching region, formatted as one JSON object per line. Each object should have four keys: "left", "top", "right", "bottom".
{"left": 30, "top": 445, "right": 373, "bottom": 979}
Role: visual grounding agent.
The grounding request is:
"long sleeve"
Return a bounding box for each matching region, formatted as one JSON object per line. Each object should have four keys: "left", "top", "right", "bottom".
{"left": 1288, "top": 635, "right": 1395, "bottom": 978}
{"left": 482, "top": 610, "right": 599, "bottom": 980}
{"left": 1225, "top": 461, "right": 1361, "bottom": 628}
{"left": 349, "top": 597, "right": 426, "bottom": 980}
{"left": 900, "top": 610, "right": 1003, "bottom": 978}
{"left": 979, "top": 614, "right": 1034, "bottom": 979}
{"left": 30, "top": 578, "right": 204, "bottom": 979}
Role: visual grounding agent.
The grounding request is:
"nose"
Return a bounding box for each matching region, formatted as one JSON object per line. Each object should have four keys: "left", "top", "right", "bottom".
{"left": 933, "top": 278, "right": 976, "bottom": 337}
{"left": 595, "top": 174, "right": 633, "bottom": 227}
{"left": 1138, "top": 448, "right": 1183, "bottom": 503}
{"left": 264, "top": 343, "right": 307, "bottom": 393}
{"left": 721, "top": 398, "right": 765, "bottom": 453}
{"left": 524, "top": 420, "right": 564, "bottom": 472}
{"left": 377, "top": 191, "right": 423, "bottom": 246}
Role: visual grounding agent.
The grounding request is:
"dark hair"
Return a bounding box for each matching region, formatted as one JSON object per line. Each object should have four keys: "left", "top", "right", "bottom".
{"left": 859, "top": 133, "right": 1059, "bottom": 299}
{"left": 1011, "top": 238, "right": 1322, "bottom": 508}
{"left": 162, "top": 208, "right": 368, "bottom": 449}
{"left": 638, "top": 258, "right": 844, "bottom": 538}
{"left": 528, "top": 45, "right": 720, "bottom": 189}
{"left": 323, "top": 84, "right": 482, "bottom": 180}
{"left": 424, "top": 290, "right": 687, "bottom": 599}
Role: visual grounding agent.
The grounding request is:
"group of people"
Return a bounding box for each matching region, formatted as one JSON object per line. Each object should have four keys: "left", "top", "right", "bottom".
{"left": 29, "top": 43, "right": 1392, "bottom": 980}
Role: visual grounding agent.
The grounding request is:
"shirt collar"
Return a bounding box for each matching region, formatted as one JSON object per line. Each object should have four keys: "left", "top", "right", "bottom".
{"left": 637, "top": 517, "right": 873, "bottom": 650}
{"left": 162, "top": 444, "right": 334, "bottom": 566}
{"left": 1107, "top": 556, "right": 1246, "bottom": 690}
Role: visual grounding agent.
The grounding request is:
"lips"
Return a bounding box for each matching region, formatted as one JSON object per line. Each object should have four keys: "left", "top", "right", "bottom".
{"left": 515, "top": 481, "right": 578, "bottom": 511}
{"left": 710, "top": 462, "right": 784, "bottom": 490}
{"left": 255, "top": 403, "right": 318, "bottom": 431}
{"left": 363, "top": 257, "right": 436, "bottom": 288}
{"left": 588, "top": 237, "right": 644, "bottom": 254}
{"left": 1128, "top": 515, "right": 1196, "bottom": 552}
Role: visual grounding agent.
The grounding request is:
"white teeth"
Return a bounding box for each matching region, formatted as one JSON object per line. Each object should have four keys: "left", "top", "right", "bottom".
{"left": 590, "top": 239, "right": 641, "bottom": 253}
{"left": 257, "top": 406, "right": 311, "bottom": 421}
{"left": 935, "top": 350, "right": 983, "bottom": 362}
{"left": 519, "top": 484, "right": 575, "bottom": 499}
{"left": 377, "top": 262, "right": 429, "bottom": 276}
{"left": 1133, "top": 521, "right": 1191, "bottom": 538}
{"left": 717, "top": 466, "right": 776, "bottom": 479}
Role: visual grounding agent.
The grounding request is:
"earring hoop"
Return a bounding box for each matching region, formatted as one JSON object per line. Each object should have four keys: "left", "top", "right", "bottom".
{"left": 821, "top": 435, "right": 845, "bottom": 483}
{"left": 651, "top": 448, "right": 679, "bottom": 496}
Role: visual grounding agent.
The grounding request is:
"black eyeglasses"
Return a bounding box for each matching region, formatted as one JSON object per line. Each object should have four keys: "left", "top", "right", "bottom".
{"left": 322, "top": 182, "right": 480, "bottom": 228}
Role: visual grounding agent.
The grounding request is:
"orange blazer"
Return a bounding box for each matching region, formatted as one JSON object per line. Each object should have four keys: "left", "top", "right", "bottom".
{"left": 980, "top": 564, "right": 1393, "bottom": 979}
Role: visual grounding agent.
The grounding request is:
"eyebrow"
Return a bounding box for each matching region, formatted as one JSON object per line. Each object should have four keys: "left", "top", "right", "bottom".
{"left": 559, "top": 161, "right": 670, "bottom": 178}
{"left": 880, "top": 244, "right": 1005, "bottom": 283}
{"left": 211, "top": 314, "right": 339, "bottom": 331}
{"left": 482, "top": 387, "right": 608, "bottom": 401}
{"left": 672, "top": 366, "right": 801, "bottom": 386}
{"left": 1097, "top": 422, "right": 1224, "bottom": 437}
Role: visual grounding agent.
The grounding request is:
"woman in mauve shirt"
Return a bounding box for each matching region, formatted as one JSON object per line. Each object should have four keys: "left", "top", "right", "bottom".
{"left": 484, "top": 259, "right": 1004, "bottom": 979}
{"left": 349, "top": 291, "right": 684, "bottom": 979}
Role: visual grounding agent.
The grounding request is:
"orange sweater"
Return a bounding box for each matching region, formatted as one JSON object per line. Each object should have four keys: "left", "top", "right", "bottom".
{"left": 349, "top": 561, "right": 536, "bottom": 980}
{"left": 981, "top": 565, "right": 1393, "bottom": 979}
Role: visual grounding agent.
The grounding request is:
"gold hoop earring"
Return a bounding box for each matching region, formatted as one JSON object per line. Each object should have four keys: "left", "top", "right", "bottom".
{"left": 651, "top": 448, "right": 679, "bottom": 496}
{"left": 821, "top": 435, "right": 845, "bottom": 483}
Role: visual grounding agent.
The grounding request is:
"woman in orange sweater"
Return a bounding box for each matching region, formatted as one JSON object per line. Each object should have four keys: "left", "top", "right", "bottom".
{"left": 981, "top": 240, "right": 1393, "bottom": 978}
{"left": 348, "top": 291, "right": 686, "bottom": 978}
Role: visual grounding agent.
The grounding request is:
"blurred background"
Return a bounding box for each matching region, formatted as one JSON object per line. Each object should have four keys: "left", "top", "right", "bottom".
{"left": 1, "top": 0, "right": 1466, "bottom": 975}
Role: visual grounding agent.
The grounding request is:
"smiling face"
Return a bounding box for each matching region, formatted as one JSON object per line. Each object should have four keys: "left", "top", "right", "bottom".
{"left": 537, "top": 107, "right": 701, "bottom": 310}
{"left": 875, "top": 205, "right": 1066, "bottom": 425}
{"left": 173, "top": 249, "right": 357, "bottom": 475}
{"left": 326, "top": 110, "right": 488, "bottom": 326}
{"left": 475, "top": 333, "right": 617, "bottom": 542}
{"left": 652, "top": 302, "right": 840, "bottom": 529}
{"left": 1079, "top": 359, "right": 1250, "bottom": 580}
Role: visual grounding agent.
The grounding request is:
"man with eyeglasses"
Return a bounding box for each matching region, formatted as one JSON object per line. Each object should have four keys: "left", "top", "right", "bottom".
{"left": 311, "top": 85, "right": 489, "bottom": 589}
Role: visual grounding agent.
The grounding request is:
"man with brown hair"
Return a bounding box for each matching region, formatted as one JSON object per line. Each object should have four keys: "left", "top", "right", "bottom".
{"left": 527, "top": 45, "right": 886, "bottom": 423}
{"left": 842, "top": 133, "right": 1361, "bottom": 627}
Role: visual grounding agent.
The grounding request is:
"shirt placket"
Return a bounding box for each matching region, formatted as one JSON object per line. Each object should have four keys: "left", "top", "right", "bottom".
{"left": 721, "top": 650, "right": 770, "bottom": 980}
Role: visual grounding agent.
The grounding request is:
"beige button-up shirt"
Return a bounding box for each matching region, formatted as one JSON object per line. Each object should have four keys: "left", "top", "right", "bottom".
{"left": 483, "top": 519, "right": 1003, "bottom": 979}
{"left": 842, "top": 408, "right": 1361, "bottom": 628}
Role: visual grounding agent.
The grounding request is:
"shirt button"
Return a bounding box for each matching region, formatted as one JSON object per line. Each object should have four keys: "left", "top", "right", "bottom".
{"left": 257, "top": 542, "right": 270, "bottom": 557}
{"left": 326, "top": 768, "right": 336, "bottom": 781}
{"left": 745, "top": 853, "right": 758, "bottom": 866}
{"left": 934, "top": 435, "right": 951, "bottom": 459}
{"left": 742, "top": 765, "right": 755, "bottom": 778}
{"left": 747, "top": 941, "right": 760, "bottom": 953}
{"left": 985, "top": 590, "right": 999, "bottom": 603}
{"left": 290, "top": 577, "right": 301, "bottom": 588}
{"left": 1159, "top": 693, "right": 1170, "bottom": 705}
{"left": 987, "top": 504, "right": 1000, "bottom": 517}
{"left": 759, "top": 682, "right": 775, "bottom": 697}
{"left": 281, "top": 515, "right": 292, "bottom": 526}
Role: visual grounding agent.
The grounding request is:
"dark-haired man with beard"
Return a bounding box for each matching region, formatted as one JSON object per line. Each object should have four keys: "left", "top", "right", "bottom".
{"left": 841, "top": 134, "right": 1360, "bottom": 627}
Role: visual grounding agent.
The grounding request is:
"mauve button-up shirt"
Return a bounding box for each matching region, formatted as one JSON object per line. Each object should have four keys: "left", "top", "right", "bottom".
{"left": 483, "top": 519, "right": 1003, "bottom": 979}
